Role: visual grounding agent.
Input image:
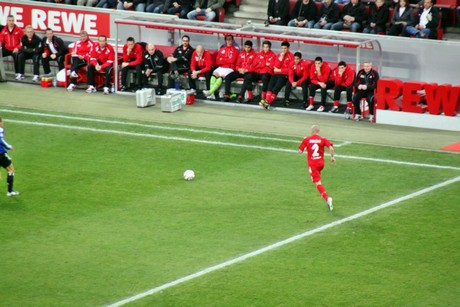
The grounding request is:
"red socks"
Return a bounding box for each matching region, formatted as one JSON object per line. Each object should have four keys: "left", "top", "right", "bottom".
{"left": 316, "top": 184, "right": 328, "bottom": 201}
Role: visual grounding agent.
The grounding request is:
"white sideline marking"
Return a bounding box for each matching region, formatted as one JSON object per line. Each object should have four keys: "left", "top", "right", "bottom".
{"left": 9, "top": 119, "right": 460, "bottom": 171}
{"left": 0, "top": 108, "right": 302, "bottom": 144}
{"left": 106, "top": 175, "right": 460, "bottom": 307}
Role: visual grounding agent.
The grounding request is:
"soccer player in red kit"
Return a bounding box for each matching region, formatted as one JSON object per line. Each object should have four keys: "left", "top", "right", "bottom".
{"left": 298, "top": 125, "right": 336, "bottom": 210}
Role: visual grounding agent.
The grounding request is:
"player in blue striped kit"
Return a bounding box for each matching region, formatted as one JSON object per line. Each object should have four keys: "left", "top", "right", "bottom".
{"left": 0, "top": 118, "right": 19, "bottom": 197}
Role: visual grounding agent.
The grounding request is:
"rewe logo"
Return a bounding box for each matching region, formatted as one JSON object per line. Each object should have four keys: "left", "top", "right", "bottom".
{"left": 0, "top": 3, "right": 110, "bottom": 36}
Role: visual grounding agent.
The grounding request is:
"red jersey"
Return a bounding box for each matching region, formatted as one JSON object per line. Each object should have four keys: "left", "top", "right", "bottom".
{"left": 0, "top": 25, "right": 23, "bottom": 51}
{"left": 299, "top": 134, "right": 333, "bottom": 165}
{"left": 73, "top": 38, "right": 94, "bottom": 62}
{"left": 235, "top": 49, "right": 256, "bottom": 72}
{"left": 190, "top": 49, "right": 213, "bottom": 73}
{"left": 288, "top": 59, "right": 310, "bottom": 85}
{"left": 331, "top": 65, "right": 355, "bottom": 87}
{"left": 90, "top": 43, "right": 115, "bottom": 69}
{"left": 310, "top": 62, "right": 331, "bottom": 85}
{"left": 215, "top": 45, "right": 239, "bottom": 69}
{"left": 273, "top": 51, "right": 294, "bottom": 75}
{"left": 253, "top": 50, "right": 276, "bottom": 75}
{"left": 123, "top": 43, "right": 143, "bottom": 66}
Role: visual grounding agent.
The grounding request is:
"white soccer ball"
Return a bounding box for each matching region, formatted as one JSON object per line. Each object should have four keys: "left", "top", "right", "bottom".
{"left": 183, "top": 170, "right": 195, "bottom": 181}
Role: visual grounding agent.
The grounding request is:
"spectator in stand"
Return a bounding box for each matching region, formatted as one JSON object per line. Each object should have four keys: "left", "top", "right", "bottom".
{"left": 117, "top": 0, "right": 147, "bottom": 12}
{"left": 187, "top": 0, "right": 225, "bottom": 21}
{"left": 287, "top": 0, "right": 318, "bottom": 28}
{"left": 17, "top": 25, "right": 43, "bottom": 83}
{"left": 223, "top": 40, "right": 256, "bottom": 103}
{"left": 166, "top": 0, "right": 194, "bottom": 18}
{"left": 166, "top": 35, "right": 194, "bottom": 88}
{"left": 96, "top": 0, "right": 118, "bottom": 8}
{"left": 146, "top": 0, "right": 166, "bottom": 13}
{"left": 387, "top": 0, "right": 414, "bottom": 36}
{"left": 331, "top": 0, "right": 367, "bottom": 32}
{"left": 259, "top": 41, "right": 294, "bottom": 110}
{"left": 85, "top": 35, "right": 115, "bottom": 95}
{"left": 203, "top": 34, "right": 239, "bottom": 100}
{"left": 120, "top": 37, "right": 144, "bottom": 91}
{"left": 41, "top": 28, "right": 68, "bottom": 78}
{"left": 285, "top": 52, "right": 310, "bottom": 107}
{"left": 0, "top": 15, "right": 24, "bottom": 80}
{"left": 352, "top": 61, "right": 379, "bottom": 122}
{"left": 363, "top": 0, "right": 390, "bottom": 34}
{"left": 188, "top": 45, "right": 214, "bottom": 94}
{"left": 404, "top": 0, "right": 439, "bottom": 39}
{"left": 143, "top": 44, "right": 167, "bottom": 95}
{"left": 266, "top": 0, "right": 290, "bottom": 25}
{"left": 239, "top": 40, "right": 276, "bottom": 104}
{"left": 67, "top": 30, "right": 95, "bottom": 91}
{"left": 306, "top": 56, "right": 333, "bottom": 112}
{"left": 77, "top": 0, "right": 99, "bottom": 6}
{"left": 313, "top": 0, "right": 340, "bottom": 30}
{"left": 330, "top": 61, "right": 354, "bottom": 113}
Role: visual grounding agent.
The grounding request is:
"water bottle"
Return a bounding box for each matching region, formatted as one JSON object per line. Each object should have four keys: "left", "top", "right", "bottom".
{"left": 174, "top": 80, "right": 181, "bottom": 90}
{"left": 52, "top": 77, "right": 57, "bottom": 87}
{"left": 111, "top": 84, "right": 115, "bottom": 93}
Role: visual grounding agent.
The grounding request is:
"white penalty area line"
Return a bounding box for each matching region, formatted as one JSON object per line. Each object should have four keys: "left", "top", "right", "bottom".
{"left": 107, "top": 175, "right": 460, "bottom": 307}
{"left": 9, "top": 119, "right": 460, "bottom": 171}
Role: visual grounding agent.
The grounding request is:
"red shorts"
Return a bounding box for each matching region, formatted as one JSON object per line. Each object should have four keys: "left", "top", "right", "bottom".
{"left": 308, "top": 161, "right": 324, "bottom": 183}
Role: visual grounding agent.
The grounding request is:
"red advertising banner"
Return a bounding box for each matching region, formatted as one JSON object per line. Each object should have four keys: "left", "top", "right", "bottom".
{"left": 0, "top": 2, "right": 110, "bottom": 36}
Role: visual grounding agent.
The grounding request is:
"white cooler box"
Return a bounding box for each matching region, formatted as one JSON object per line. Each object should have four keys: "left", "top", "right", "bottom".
{"left": 159, "top": 93, "right": 182, "bottom": 112}
{"left": 136, "top": 88, "right": 156, "bottom": 108}
{"left": 166, "top": 89, "right": 188, "bottom": 105}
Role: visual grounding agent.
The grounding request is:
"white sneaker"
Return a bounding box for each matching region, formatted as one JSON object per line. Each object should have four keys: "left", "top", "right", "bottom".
{"left": 70, "top": 71, "right": 78, "bottom": 78}
{"left": 189, "top": 89, "right": 196, "bottom": 95}
{"left": 203, "top": 90, "right": 211, "bottom": 97}
{"left": 44, "top": 73, "right": 54, "bottom": 78}
{"left": 306, "top": 104, "right": 314, "bottom": 111}
{"left": 327, "top": 197, "right": 333, "bottom": 211}
{"left": 330, "top": 106, "right": 339, "bottom": 113}
{"left": 85, "top": 85, "right": 96, "bottom": 93}
{"left": 33, "top": 75, "right": 40, "bottom": 82}
{"left": 15, "top": 73, "right": 20, "bottom": 78}
{"left": 353, "top": 114, "right": 362, "bottom": 121}
{"left": 369, "top": 114, "right": 375, "bottom": 122}
{"left": 317, "top": 105, "right": 325, "bottom": 112}
{"left": 15, "top": 74, "right": 24, "bottom": 81}
{"left": 206, "top": 94, "right": 216, "bottom": 100}
{"left": 7, "top": 191, "right": 19, "bottom": 197}
{"left": 67, "top": 83, "right": 76, "bottom": 92}
{"left": 103, "top": 87, "right": 110, "bottom": 95}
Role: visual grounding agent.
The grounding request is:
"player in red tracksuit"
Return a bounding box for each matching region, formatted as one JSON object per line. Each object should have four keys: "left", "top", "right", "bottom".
{"left": 223, "top": 40, "right": 256, "bottom": 103}
{"left": 86, "top": 35, "right": 115, "bottom": 95}
{"left": 120, "top": 36, "right": 144, "bottom": 91}
{"left": 306, "top": 56, "right": 333, "bottom": 112}
{"left": 189, "top": 45, "right": 214, "bottom": 92}
{"left": 330, "top": 61, "right": 355, "bottom": 113}
{"left": 298, "top": 125, "right": 336, "bottom": 211}
{"left": 204, "top": 34, "right": 239, "bottom": 100}
{"left": 285, "top": 52, "right": 311, "bottom": 107}
{"left": 0, "top": 15, "right": 24, "bottom": 78}
{"left": 240, "top": 40, "right": 276, "bottom": 103}
{"left": 260, "top": 41, "right": 294, "bottom": 109}
{"left": 67, "top": 30, "right": 95, "bottom": 91}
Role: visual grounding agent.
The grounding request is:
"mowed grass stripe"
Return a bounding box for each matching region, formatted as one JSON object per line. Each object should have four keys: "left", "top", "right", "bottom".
{"left": 107, "top": 175, "right": 460, "bottom": 306}
{"left": 9, "top": 119, "right": 460, "bottom": 171}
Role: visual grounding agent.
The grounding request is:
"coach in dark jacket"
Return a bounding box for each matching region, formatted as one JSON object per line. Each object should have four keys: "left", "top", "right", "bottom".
{"left": 331, "top": 0, "right": 367, "bottom": 32}
{"left": 41, "top": 28, "right": 68, "bottom": 76}
{"left": 143, "top": 44, "right": 166, "bottom": 94}
{"left": 18, "top": 25, "right": 43, "bottom": 82}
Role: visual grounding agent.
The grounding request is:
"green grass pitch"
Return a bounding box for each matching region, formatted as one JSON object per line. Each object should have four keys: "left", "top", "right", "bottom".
{"left": 0, "top": 108, "right": 459, "bottom": 306}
